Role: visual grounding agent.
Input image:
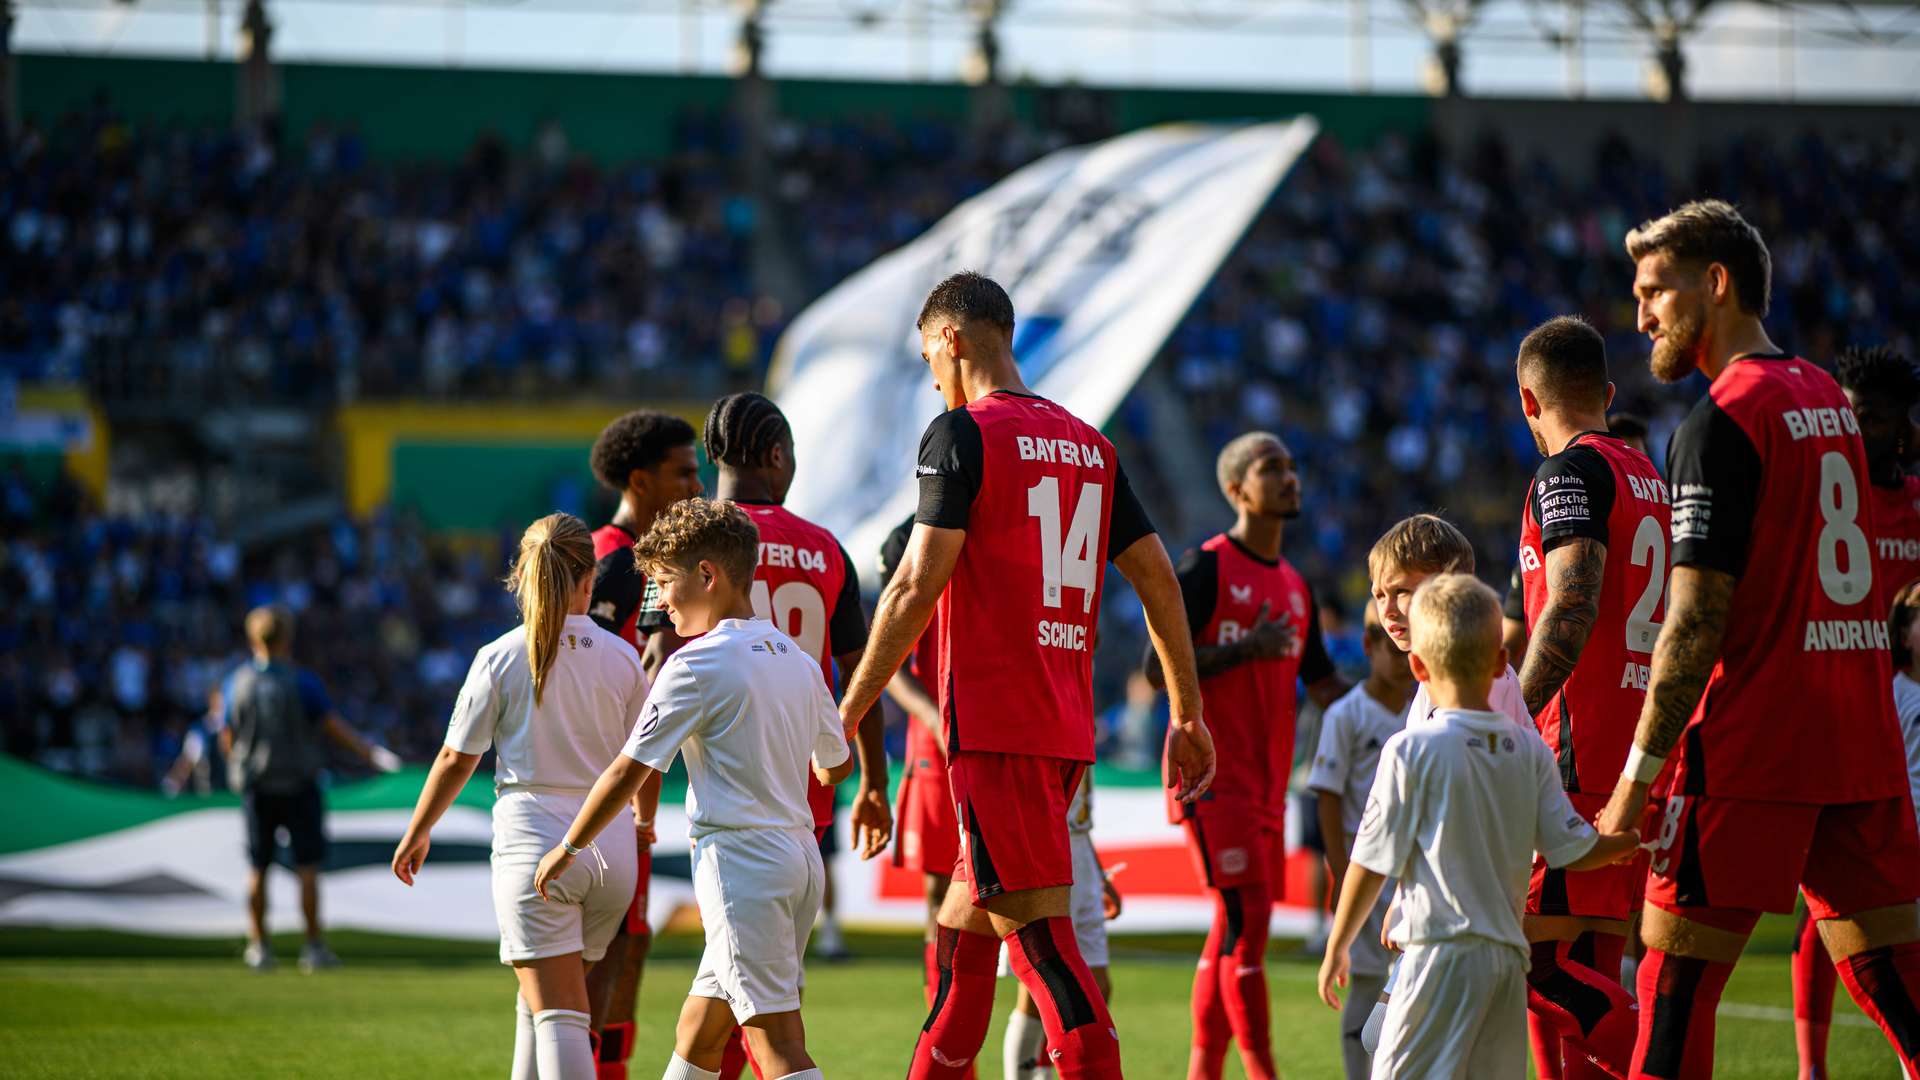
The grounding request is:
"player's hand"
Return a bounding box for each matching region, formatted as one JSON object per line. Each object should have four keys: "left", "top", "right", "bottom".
{"left": 1318, "top": 944, "right": 1351, "bottom": 1010}
{"left": 1165, "top": 717, "right": 1217, "bottom": 802}
{"left": 534, "top": 847, "right": 573, "bottom": 901}
{"left": 1101, "top": 873, "right": 1123, "bottom": 920}
{"left": 369, "top": 745, "right": 403, "bottom": 773}
{"left": 1381, "top": 899, "right": 1400, "bottom": 953}
{"left": 850, "top": 784, "right": 893, "bottom": 861}
{"left": 636, "top": 819, "right": 657, "bottom": 847}
{"left": 391, "top": 831, "right": 430, "bottom": 886}
{"left": 1243, "top": 601, "right": 1299, "bottom": 661}
{"left": 1597, "top": 777, "right": 1649, "bottom": 837}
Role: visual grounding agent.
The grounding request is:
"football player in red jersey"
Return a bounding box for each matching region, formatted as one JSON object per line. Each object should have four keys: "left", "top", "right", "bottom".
{"left": 585, "top": 409, "right": 703, "bottom": 1080}
{"left": 1597, "top": 200, "right": 1920, "bottom": 1079}
{"left": 701, "top": 391, "right": 894, "bottom": 1080}
{"left": 838, "top": 271, "right": 1213, "bottom": 1080}
{"left": 1792, "top": 344, "right": 1920, "bottom": 1079}
{"left": 1512, "top": 317, "right": 1669, "bottom": 1080}
{"left": 1142, "top": 431, "right": 1347, "bottom": 1080}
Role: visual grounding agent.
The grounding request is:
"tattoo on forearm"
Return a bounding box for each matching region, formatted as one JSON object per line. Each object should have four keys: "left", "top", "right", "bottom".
{"left": 1518, "top": 538, "right": 1605, "bottom": 716}
{"left": 1635, "top": 566, "right": 1736, "bottom": 757}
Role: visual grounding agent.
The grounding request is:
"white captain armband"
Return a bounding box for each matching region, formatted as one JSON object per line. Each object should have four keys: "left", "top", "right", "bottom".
{"left": 1622, "top": 745, "right": 1666, "bottom": 785}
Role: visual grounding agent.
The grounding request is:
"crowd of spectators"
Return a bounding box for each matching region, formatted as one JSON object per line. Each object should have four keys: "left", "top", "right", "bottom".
{"left": 6, "top": 98, "right": 1918, "bottom": 785}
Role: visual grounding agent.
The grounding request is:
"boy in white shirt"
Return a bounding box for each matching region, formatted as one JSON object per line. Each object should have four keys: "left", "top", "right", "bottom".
{"left": 1318, "top": 574, "right": 1637, "bottom": 1080}
{"left": 535, "top": 498, "right": 854, "bottom": 1080}
{"left": 1307, "top": 603, "right": 1415, "bottom": 1080}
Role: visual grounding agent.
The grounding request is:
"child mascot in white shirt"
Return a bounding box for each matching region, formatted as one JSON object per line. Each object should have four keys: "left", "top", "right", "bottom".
{"left": 1318, "top": 573, "right": 1638, "bottom": 1079}
{"left": 538, "top": 497, "right": 853, "bottom": 1080}
{"left": 393, "top": 513, "right": 651, "bottom": 1079}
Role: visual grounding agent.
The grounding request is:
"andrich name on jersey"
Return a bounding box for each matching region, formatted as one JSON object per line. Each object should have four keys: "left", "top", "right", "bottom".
{"left": 1016, "top": 435, "right": 1108, "bottom": 469}
{"left": 1037, "top": 618, "right": 1091, "bottom": 652}
{"left": 759, "top": 542, "right": 829, "bottom": 573}
{"left": 1804, "top": 618, "right": 1893, "bottom": 653}
{"left": 1782, "top": 405, "right": 1862, "bottom": 442}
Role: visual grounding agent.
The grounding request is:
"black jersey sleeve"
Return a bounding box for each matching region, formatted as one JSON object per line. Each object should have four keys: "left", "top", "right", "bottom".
{"left": 1503, "top": 564, "right": 1527, "bottom": 621}
{"left": 876, "top": 515, "right": 915, "bottom": 590}
{"left": 1667, "top": 395, "right": 1763, "bottom": 578}
{"left": 1298, "top": 581, "right": 1336, "bottom": 685}
{"left": 590, "top": 544, "right": 646, "bottom": 638}
{"left": 915, "top": 408, "right": 985, "bottom": 530}
{"left": 1106, "top": 461, "right": 1156, "bottom": 559}
{"left": 1530, "top": 444, "right": 1616, "bottom": 553}
{"left": 828, "top": 543, "right": 868, "bottom": 657}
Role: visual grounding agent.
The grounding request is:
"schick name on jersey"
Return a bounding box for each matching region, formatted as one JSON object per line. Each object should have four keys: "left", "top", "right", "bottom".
{"left": 1016, "top": 436, "right": 1106, "bottom": 469}
{"left": 1782, "top": 406, "right": 1861, "bottom": 441}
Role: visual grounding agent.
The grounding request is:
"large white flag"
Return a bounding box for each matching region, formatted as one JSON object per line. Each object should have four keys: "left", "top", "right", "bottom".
{"left": 767, "top": 118, "right": 1320, "bottom": 578}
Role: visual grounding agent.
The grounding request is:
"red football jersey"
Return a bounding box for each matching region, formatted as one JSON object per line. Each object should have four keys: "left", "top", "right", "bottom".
{"left": 1518, "top": 432, "right": 1672, "bottom": 796}
{"left": 915, "top": 392, "right": 1156, "bottom": 762}
{"left": 590, "top": 523, "right": 647, "bottom": 651}
{"left": 738, "top": 501, "right": 867, "bottom": 829}
{"left": 1870, "top": 474, "right": 1920, "bottom": 607}
{"left": 1167, "top": 533, "right": 1332, "bottom": 823}
{"left": 1666, "top": 355, "right": 1906, "bottom": 804}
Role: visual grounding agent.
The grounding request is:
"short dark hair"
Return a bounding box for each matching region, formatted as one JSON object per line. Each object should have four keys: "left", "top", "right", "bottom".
{"left": 1624, "top": 199, "right": 1772, "bottom": 317}
{"left": 1608, "top": 412, "right": 1650, "bottom": 441}
{"left": 1517, "top": 316, "right": 1609, "bottom": 409}
{"left": 1834, "top": 345, "right": 1920, "bottom": 411}
{"left": 703, "top": 392, "right": 792, "bottom": 470}
{"left": 590, "top": 411, "right": 697, "bottom": 492}
{"left": 917, "top": 271, "right": 1015, "bottom": 335}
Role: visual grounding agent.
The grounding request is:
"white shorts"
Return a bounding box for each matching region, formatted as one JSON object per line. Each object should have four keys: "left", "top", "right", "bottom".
{"left": 1372, "top": 938, "right": 1528, "bottom": 1080}
{"left": 490, "top": 789, "right": 638, "bottom": 966}
{"left": 688, "top": 827, "right": 824, "bottom": 1024}
{"left": 999, "top": 830, "right": 1108, "bottom": 976}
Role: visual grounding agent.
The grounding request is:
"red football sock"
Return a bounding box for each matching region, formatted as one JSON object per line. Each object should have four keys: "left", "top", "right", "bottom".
{"left": 1003, "top": 916, "right": 1124, "bottom": 1079}
{"left": 1632, "top": 948, "right": 1734, "bottom": 1079}
{"left": 717, "top": 1027, "right": 749, "bottom": 1080}
{"left": 1528, "top": 942, "right": 1569, "bottom": 1080}
{"left": 1188, "top": 892, "right": 1233, "bottom": 1080}
{"left": 1528, "top": 935, "right": 1635, "bottom": 1079}
{"left": 1215, "top": 884, "right": 1276, "bottom": 1080}
{"left": 1835, "top": 940, "right": 1920, "bottom": 1075}
{"left": 1792, "top": 914, "right": 1836, "bottom": 1079}
{"left": 594, "top": 1022, "right": 628, "bottom": 1080}
{"left": 909, "top": 926, "right": 1000, "bottom": 1079}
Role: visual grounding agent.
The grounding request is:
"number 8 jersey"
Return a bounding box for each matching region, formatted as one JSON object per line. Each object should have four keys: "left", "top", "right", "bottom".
{"left": 916, "top": 391, "right": 1156, "bottom": 762}
{"left": 1666, "top": 354, "right": 1906, "bottom": 804}
{"left": 1518, "top": 431, "right": 1671, "bottom": 797}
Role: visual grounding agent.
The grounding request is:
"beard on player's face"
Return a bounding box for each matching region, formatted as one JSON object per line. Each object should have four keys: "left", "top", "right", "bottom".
{"left": 1527, "top": 417, "right": 1550, "bottom": 457}
{"left": 1649, "top": 301, "right": 1706, "bottom": 384}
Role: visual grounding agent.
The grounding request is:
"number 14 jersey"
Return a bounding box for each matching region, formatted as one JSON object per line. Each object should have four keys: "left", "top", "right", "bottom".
{"left": 1517, "top": 431, "right": 1670, "bottom": 797}
{"left": 916, "top": 391, "right": 1155, "bottom": 762}
{"left": 1665, "top": 354, "right": 1905, "bottom": 804}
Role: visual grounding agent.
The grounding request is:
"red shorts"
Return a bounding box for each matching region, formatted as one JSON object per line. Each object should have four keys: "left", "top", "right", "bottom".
{"left": 895, "top": 748, "right": 961, "bottom": 877}
{"left": 949, "top": 750, "right": 1085, "bottom": 902}
{"left": 623, "top": 846, "right": 653, "bottom": 935}
{"left": 1528, "top": 791, "right": 1648, "bottom": 921}
{"left": 1644, "top": 792, "right": 1920, "bottom": 919}
{"left": 1180, "top": 796, "right": 1283, "bottom": 890}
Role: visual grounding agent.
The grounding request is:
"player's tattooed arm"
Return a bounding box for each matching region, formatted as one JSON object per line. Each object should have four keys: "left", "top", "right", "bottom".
{"left": 1635, "top": 565, "right": 1734, "bottom": 756}
{"left": 1517, "top": 537, "right": 1606, "bottom": 716}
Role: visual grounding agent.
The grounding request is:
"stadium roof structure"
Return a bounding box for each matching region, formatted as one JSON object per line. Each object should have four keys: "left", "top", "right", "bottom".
{"left": 6, "top": 0, "right": 1920, "bottom": 99}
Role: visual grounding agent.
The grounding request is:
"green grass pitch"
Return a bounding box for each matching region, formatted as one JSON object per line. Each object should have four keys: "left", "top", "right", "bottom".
{"left": 0, "top": 916, "right": 1901, "bottom": 1077}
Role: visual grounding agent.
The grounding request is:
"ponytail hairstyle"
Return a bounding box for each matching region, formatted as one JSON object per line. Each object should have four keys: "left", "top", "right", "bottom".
{"left": 508, "top": 513, "right": 596, "bottom": 705}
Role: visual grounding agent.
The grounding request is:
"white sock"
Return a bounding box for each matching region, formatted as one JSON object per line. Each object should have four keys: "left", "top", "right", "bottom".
{"left": 511, "top": 995, "right": 538, "bottom": 1080}
{"left": 1004, "top": 1009, "right": 1047, "bottom": 1078}
{"left": 1340, "top": 974, "right": 1385, "bottom": 1080}
{"left": 533, "top": 1008, "right": 595, "bottom": 1080}
{"left": 772, "top": 1071, "right": 824, "bottom": 1080}
{"left": 661, "top": 1054, "right": 721, "bottom": 1080}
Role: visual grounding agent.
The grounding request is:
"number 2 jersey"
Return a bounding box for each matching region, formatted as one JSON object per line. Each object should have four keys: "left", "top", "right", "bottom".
{"left": 916, "top": 391, "right": 1155, "bottom": 762}
{"left": 1666, "top": 354, "right": 1906, "bottom": 804}
{"left": 736, "top": 501, "right": 867, "bottom": 831}
{"left": 1517, "top": 431, "right": 1671, "bottom": 797}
